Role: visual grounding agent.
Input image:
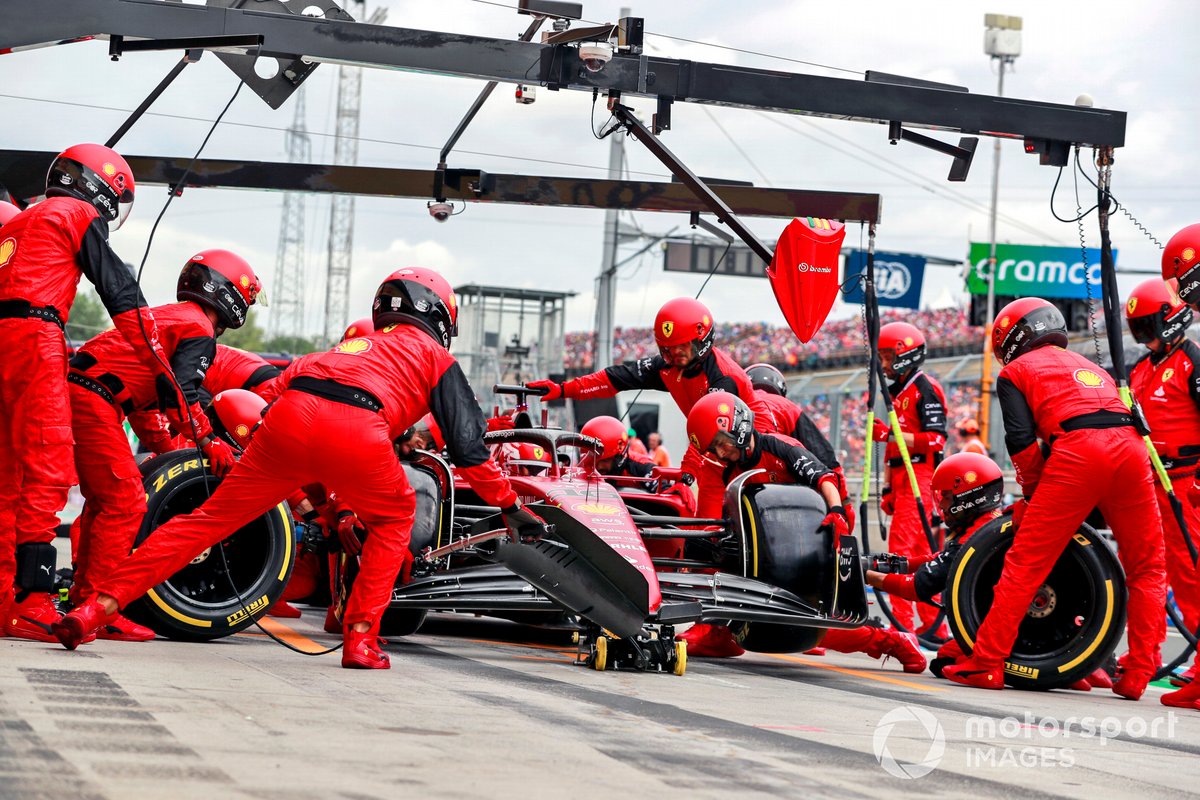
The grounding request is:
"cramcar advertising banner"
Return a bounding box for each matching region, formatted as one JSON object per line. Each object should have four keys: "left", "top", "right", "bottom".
{"left": 966, "top": 242, "right": 1114, "bottom": 300}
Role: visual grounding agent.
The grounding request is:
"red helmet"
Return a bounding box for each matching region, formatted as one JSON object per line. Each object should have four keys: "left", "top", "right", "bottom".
{"left": 956, "top": 417, "right": 980, "bottom": 436}
{"left": 932, "top": 452, "right": 1004, "bottom": 529}
{"left": 177, "top": 249, "right": 266, "bottom": 330}
{"left": 878, "top": 322, "right": 926, "bottom": 375}
{"left": 746, "top": 362, "right": 787, "bottom": 396}
{"left": 209, "top": 389, "right": 267, "bottom": 450}
{"left": 0, "top": 200, "right": 20, "bottom": 227}
{"left": 686, "top": 391, "right": 755, "bottom": 459}
{"left": 514, "top": 442, "right": 552, "bottom": 475}
{"left": 1162, "top": 223, "right": 1200, "bottom": 307}
{"left": 654, "top": 297, "right": 714, "bottom": 366}
{"left": 991, "top": 297, "right": 1068, "bottom": 364}
{"left": 580, "top": 415, "right": 630, "bottom": 460}
{"left": 341, "top": 317, "right": 375, "bottom": 342}
{"left": 373, "top": 267, "right": 458, "bottom": 349}
{"left": 1125, "top": 278, "right": 1192, "bottom": 345}
{"left": 45, "top": 143, "right": 135, "bottom": 231}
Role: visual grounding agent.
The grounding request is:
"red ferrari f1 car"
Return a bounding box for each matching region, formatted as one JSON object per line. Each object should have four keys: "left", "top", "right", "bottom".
{"left": 122, "top": 386, "right": 1124, "bottom": 687}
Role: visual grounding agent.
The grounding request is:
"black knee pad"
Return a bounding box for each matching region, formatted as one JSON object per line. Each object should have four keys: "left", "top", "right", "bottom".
{"left": 15, "top": 542, "right": 57, "bottom": 593}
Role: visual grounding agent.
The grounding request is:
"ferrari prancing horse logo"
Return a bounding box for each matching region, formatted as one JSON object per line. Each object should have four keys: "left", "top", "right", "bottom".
{"left": 661, "top": 321, "right": 674, "bottom": 339}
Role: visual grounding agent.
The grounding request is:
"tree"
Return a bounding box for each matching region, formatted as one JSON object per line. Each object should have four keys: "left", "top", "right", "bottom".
{"left": 65, "top": 288, "right": 110, "bottom": 345}
{"left": 219, "top": 310, "right": 266, "bottom": 351}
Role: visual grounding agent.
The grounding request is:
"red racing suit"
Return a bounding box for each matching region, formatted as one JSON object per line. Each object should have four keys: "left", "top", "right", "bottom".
{"left": 1129, "top": 340, "right": 1200, "bottom": 642}
{"left": 974, "top": 346, "right": 1167, "bottom": 677}
{"left": 201, "top": 344, "right": 283, "bottom": 404}
{"left": 67, "top": 301, "right": 218, "bottom": 602}
{"left": 882, "top": 370, "right": 947, "bottom": 632}
{"left": 559, "top": 348, "right": 777, "bottom": 516}
{"left": 755, "top": 388, "right": 848, "bottom": 503}
{"left": 696, "top": 432, "right": 835, "bottom": 520}
{"left": 0, "top": 196, "right": 168, "bottom": 598}
{"left": 92, "top": 323, "right": 519, "bottom": 632}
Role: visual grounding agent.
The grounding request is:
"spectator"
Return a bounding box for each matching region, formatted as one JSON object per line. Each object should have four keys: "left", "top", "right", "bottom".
{"left": 647, "top": 431, "right": 671, "bottom": 467}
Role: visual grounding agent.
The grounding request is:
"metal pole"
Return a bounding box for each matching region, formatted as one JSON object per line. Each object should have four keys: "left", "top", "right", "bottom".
{"left": 594, "top": 6, "right": 631, "bottom": 371}
{"left": 980, "top": 56, "right": 1008, "bottom": 450}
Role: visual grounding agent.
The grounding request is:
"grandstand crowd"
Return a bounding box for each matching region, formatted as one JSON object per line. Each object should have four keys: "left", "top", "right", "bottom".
{"left": 564, "top": 307, "right": 983, "bottom": 372}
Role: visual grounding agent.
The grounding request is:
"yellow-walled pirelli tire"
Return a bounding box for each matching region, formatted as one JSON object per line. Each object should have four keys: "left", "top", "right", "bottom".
{"left": 944, "top": 513, "right": 1127, "bottom": 691}
{"left": 124, "top": 450, "right": 296, "bottom": 642}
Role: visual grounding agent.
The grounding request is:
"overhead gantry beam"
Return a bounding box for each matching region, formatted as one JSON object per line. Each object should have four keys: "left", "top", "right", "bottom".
{"left": 0, "top": 0, "right": 1124, "bottom": 148}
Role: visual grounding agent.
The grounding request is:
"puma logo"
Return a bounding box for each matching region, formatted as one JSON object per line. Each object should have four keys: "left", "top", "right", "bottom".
{"left": 40, "top": 565, "right": 52, "bottom": 575}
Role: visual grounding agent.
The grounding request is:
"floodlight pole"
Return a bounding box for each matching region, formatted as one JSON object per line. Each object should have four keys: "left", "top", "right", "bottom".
{"left": 980, "top": 13, "right": 1021, "bottom": 452}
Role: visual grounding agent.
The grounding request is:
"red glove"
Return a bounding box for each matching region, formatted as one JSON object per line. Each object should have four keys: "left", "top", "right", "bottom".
{"left": 662, "top": 481, "right": 697, "bottom": 516}
{"left": 526, "top": 380, "right": 562, "bottom": 401}
{"left": 486, "top": 414, "right": 515, "bottom": 432}
{"left": 820, "top": 505, "right": 850, "bottom": 538}
{"left": 336, "top": 510, "right": 365, "bottom": 556}
{"left": 872, "top": 418, "right": 891, "bottom": 442}
{"left": 880, "top": 488, "right": 895, "bottom": 516}
{"left": 201, "top": 437, "right": 236, "bottom": 478}
{"left": 843, "top": 502, "right": 856, "bottom": 535}
{"left": 1006, "top": 498, "right": 1028, "bottom": 529}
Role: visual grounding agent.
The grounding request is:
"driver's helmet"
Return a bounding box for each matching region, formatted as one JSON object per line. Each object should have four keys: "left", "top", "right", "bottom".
{"left": 1125, "top": 278, "right": 1192, "bottom": 346}
{"left": 45, "top": 143, "right": 136, "bottom": 231}
{"left": 686, "top": 391, "right": 754, "bottom": 462}
{"left": 932, "top": 452, "right": 1004, "bottom": 530}
{"left": 209, "top": 389, "right": 267, "bottom": 450}
{"left": 580, "top": 415, "right": 630, "bottom": 460}
{"left": 501, "top": 441, "right": 553, "bottom": 476}
{"left": 653, "top": 297, "right": 714, "bottom": 368}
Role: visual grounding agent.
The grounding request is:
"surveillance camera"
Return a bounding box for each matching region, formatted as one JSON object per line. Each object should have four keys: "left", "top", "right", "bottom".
{"left": 428, "top": 200, "right": 454, "bottom": 222}
{"left": 578, "top": 42, "right": 613, "bottom": 73}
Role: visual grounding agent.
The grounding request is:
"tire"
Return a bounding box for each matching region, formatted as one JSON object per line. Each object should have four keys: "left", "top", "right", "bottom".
{"left": 726, "top": 484, "right": 834, "bottom": 654}
{"left": 124, "top": 450, "right": 296, "bottom": 641}
{"left": 730, "top": 621, "right": 824, "bottom": 654}
{"left": 944, "top": 513, "right": 1127, "bottom": 690}
{"left": 378, "top": 608, "right": 428, "bottom": 637}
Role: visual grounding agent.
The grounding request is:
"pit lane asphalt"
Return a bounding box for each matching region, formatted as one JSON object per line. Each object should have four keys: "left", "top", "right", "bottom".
{"left": 3, "top": 609, "right": 1197, "bottom": 800}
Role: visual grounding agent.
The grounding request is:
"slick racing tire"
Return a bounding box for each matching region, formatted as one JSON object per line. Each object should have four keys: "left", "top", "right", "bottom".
{"left": 378, "top": 608, "right": 427, "bottom": 638}
{"left": 124, "top": 450, "right": 296, "bottom": 641}
{"left": 944, "top": 513, "right": 1127, "bottom": 690}
{"left": 729, "top": 621, "right": 824, "bottom": 654}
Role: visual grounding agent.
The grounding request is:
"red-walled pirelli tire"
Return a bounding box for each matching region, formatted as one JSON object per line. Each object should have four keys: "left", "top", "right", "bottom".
{"left": 944, "top": 513, "right": 1127, "bottom": 690}
{"left": 124, "top": 450, "right": 296, "bottom": 641}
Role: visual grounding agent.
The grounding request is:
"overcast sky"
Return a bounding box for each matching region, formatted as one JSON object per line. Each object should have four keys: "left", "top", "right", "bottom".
{"left": 2, "top": 0, "right": 1196, "bottom": 339}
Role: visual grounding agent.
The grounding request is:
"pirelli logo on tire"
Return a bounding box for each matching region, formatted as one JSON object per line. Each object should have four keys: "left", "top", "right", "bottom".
{"left": 226, "top": 594, "right": 271, "bottom": 626}
{"left": 1003, "top": 661, "right": 1039, "bottom": 679}
{"left": 151, "top": 458, "right": 205, "bottom": 493}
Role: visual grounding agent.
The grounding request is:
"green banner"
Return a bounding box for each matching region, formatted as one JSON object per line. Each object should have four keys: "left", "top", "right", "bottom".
{"left": 966, "top": 242, "right": 1114, "bottom": 300}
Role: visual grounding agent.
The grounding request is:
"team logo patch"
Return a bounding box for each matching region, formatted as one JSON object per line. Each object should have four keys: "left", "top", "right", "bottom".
{"left": 0, "top": 237, "right": 16, "bottom": 269}
{"left": 717, "top": 403, "right": 730, "bottom": 414}
{"left": 1127, "top": 297, "right": 1138, "bottom": 314}
{"left": 102, "top": 162, "right": 116, "bottom": 177}
{"left": 689, "top": 433, "right": 700, "bottom": 448}
{"left": 964, "top": 471, "right": 977, "bottom": 485}
{"left": 661, "top": 321, "right": 674, "bottom": 339}
{"left": 577, "top": 502, "right": 621, "bottom": 516}
{"left": 1184, "top": 247, "right": 1197, "bottom": 265}
{"left": 381, "top": 324, "right": 399, "bottom": 333}
{"left": 701, "top": 314, "right": 711, "bottom": 328}
{"left": 999, "top": 315, "right": 1010, "bottom": 329}
{"left": 240, "top": 275, "right": 250, "bottom": 288}
{"left": 345, "top": 326, "right": 359, "bottom": 338}
{"left": 532, "top": 446, "right": 545, "bottom": 461}
{"left": 334, "top": 338, "right": 372, "bottom": 355}
{"left": 904, "top": 337, "right": 914, "bottom": 346}
{"left": 1163, "top": 368, "right": 1175, "bottom": 382}
{"left": 1073, "top": 368, "right": 1105, "bottom": 388}
{"left": 902, "top": 398, "right": 910, "bottom": 410}
{"left": 235, "top": 424, "right": 250, "bottom": 439}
